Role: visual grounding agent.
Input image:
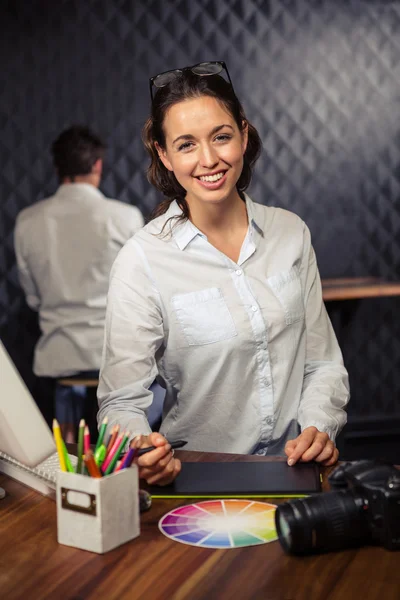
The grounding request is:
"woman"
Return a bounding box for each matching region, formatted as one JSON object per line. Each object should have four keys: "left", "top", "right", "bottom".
{"left": 97, "top": 61, "right": 349, "bottom": 486}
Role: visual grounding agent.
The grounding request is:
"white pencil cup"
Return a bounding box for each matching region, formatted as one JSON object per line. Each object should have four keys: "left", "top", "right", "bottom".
{"left": 56, "top": 466, "right": 140, "bottom": 553}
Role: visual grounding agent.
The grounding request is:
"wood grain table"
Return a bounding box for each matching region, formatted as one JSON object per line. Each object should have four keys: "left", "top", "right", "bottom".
{"left": 321, "top": 277, "right": 400, "bottom": 301}
{"left": 0, "top": 451, "right": 399, "bottom": 600}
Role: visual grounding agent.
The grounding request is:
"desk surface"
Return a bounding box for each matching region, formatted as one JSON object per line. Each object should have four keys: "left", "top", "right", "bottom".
{"left": 322, "top": 277, "right": 400, "bottom": 301}
{"left": 1, "top": 452, "right": 399, "bottom": 600}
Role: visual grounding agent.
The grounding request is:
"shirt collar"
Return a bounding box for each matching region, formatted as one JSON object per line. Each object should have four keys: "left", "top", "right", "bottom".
{"left": 168, "top": 194, "right": 264, "bottom": 251}
{"left": 244, "top": 193, "right": 264, "bottom": 240}
{"left": 56, "top": 183, "right": 106, "bottom": 201}
{"left": 167, "top": 201, "right": 206, "bottom": 251}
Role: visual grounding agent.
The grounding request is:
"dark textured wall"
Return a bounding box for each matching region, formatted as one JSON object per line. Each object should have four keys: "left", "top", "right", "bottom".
{"left": 1, "top": 0, "right": 399, "bottom": 443}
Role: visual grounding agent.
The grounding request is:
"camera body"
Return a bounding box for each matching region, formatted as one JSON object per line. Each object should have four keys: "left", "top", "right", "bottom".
{"left": 275, "top": 460, "right": 400, "bottom": 555}
{"left": 328, "top": 460, "right": 400, "bottom": 551}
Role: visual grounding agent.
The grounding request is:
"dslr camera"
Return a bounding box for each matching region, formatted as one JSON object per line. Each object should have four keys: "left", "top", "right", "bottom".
{"left": 275, "top": 460, "right": 400, "bottom": 554}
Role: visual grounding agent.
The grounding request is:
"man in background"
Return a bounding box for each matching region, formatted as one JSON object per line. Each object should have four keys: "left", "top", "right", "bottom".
{"left": 14, "top": 125, "right": 144, "bottom": 441}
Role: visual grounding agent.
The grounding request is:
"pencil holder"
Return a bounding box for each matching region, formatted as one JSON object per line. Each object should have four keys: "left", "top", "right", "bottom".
{"left": 56, "top": 466, "right": 140, "bottom": 553}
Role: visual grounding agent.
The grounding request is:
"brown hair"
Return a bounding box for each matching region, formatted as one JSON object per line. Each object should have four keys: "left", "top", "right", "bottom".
{"left": 142, "top": 71, "right": 262, "bottom": 225}
{"left": 52, "top": 125, "right": 105, "bottom": 180}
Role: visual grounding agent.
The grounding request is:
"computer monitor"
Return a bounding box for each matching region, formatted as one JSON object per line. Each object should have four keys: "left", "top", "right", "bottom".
{"left": 0, "top": 339, "right": 56, "bottom": 467}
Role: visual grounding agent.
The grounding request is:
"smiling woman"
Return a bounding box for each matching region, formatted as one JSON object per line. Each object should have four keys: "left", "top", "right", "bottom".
{"left": 143, "top": 64, "right": 261, "bottom": 231}
{"left": 155, "top": 97, "right": 247, "bottom": 217}
{"left": 97, "top": 62, "right": 350, "bottom": 487}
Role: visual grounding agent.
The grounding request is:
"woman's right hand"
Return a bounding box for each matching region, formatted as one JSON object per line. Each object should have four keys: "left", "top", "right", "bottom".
{"left": 133, "top": 432, "right": 181, "bottom": 486}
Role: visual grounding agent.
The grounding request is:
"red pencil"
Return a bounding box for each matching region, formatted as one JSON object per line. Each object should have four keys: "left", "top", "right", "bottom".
{"left": 101, "top": 432, "right": 124, "bottom": 473}
{"left": 105, "top": 425, "right": 120, "bottom": 457}
{"left": 84, "top": 425, "right": 91, "bottom": 454}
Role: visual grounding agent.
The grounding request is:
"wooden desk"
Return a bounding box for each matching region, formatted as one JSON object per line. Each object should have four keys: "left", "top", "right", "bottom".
{"left": 322, "top": 277, "right": 400, "bottom": 301}
{"left": 0, "top": 452, "right": 399, "bottom": 600}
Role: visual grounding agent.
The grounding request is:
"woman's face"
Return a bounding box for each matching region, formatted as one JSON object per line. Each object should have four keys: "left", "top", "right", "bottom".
{"left": 156, "top": 95, "right": 248, "bottom": 209}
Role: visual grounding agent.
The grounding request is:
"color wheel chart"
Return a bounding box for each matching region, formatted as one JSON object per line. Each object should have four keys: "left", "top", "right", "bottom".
{"left": 159, "top": 500, "right": 278, "bottom": 549}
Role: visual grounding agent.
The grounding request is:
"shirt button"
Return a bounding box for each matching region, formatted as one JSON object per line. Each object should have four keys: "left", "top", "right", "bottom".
{"left": 235, "top": 269, "right": 242, "bottom": 275}
{"left": 251, "top": 306, "right": 258, "bottom": 312}
{"left": 266, "top": 417, "right": 273, "bottom": 425}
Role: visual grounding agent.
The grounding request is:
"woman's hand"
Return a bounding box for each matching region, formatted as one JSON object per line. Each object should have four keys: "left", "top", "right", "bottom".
{"left": 134, "top": 432, "right": 181, "bottom": 486}
{"left": 284, "top": 426, "right": 339, "bottom": 467}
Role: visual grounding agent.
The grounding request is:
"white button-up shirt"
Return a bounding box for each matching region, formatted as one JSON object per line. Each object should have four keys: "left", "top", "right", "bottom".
{"left": 98, "top": 195, "right": 349, "bottom": 455}
{"left": 14, "top": 183, "right": 144, "bottom": 377}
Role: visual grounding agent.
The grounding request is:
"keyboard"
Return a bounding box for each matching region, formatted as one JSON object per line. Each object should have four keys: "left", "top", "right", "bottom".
{"left": 0, "top": 450, "right": 78, "bottom": 492}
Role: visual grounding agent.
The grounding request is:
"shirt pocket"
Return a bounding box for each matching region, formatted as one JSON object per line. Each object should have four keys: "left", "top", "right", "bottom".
{"left": 171, "top": 287, "right": 237, "bottom": 346}
{"left": 267, "top": 267, "right": 304, "bottom": 325}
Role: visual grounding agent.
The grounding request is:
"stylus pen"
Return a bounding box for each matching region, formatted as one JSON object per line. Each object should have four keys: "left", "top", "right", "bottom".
{"left": 136, "top": 440, "right": 187, "bottom": 457}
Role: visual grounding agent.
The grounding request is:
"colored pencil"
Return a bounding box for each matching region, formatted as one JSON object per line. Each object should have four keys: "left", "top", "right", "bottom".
{"left": 84, "top": 425, "right": 90, "bottom": 454}
{"left": 115, "top": 445, "right": 136, "bottom": 472}
{"left": 76, "top": 418, "right": 85, "bottom": 474}
{"left": 115, "top": 436, "right": 142, "bottom": 472}
{"left": 94, "top": 443, "right": 107, "bottom": 468}
{"left": 61, "top": 439, "right": 75, "bottom": 473}
{"left": 101, "top": 431, "right": 124, "bottom": 473}
{"left": 95, "top": 416, "right": 108, "bottom": 452}
{"left": 52, "top": 419, "right": 66, "bottom": 472}
{"left": 105, "top": 425, "right": 120, "bottom": 457}
{"left": 104, "top": 431, "right": 130, "bottom": 476}
{"left": 83, "top": 450, "right": 102, "bottom": 478}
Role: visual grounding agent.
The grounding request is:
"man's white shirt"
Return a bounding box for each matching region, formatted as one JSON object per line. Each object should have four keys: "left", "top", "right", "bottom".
{"left": 14, "top": 183, "right": 144, "bottom": 377}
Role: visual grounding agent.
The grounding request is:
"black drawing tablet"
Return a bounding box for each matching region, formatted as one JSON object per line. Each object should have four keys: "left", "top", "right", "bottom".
{"left": 147, "top": 460, "right": 321, "bottom": 498}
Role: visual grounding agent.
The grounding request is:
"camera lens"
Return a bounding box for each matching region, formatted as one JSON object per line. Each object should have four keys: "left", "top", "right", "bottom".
{"left": 275, "top": 490, "right": 370, "bottom": 555}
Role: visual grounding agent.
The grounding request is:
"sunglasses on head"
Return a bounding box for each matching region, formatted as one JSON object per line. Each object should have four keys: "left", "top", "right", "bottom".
{"left": 149, "top": 61, "right": 234, "bottom": 102}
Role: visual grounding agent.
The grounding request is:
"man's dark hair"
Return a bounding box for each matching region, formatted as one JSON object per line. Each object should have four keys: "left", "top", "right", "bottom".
{"left": 51, "top": 125, "right": 106, "bottom": 179}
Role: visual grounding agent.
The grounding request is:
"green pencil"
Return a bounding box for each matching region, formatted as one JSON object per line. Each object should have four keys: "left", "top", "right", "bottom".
{"left": 104, "top": 431, "right": 130, "bottom": 476}
{"left": 95, "top": 416, "right": 108, "bottom": 452}
{"left": 76, "top": 419, "right": 85, "bottom": 474}
{"left": 94, "top": 443, "right": 107, "bottom": 468}
{"left": 62, "top": 440, "right": 74, "bottom": 473}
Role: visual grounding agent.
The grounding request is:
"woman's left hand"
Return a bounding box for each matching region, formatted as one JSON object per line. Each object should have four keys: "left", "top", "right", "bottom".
{"left": 284, "top": 426, "right": 339, "bottom": 466}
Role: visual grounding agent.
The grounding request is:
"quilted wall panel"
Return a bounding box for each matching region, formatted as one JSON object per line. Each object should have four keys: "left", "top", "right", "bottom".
{"left": 1, "top": 0, "right": 399, "bottom": 427}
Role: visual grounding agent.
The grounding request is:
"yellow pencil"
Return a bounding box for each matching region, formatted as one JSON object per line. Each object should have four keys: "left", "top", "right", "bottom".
{"left": 52, "top": 419, "right": 67, "bottom": 472}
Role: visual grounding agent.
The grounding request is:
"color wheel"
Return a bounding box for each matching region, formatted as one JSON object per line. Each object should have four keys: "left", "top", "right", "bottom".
{"left": 159, "top": 499, "right": 278, "bottom": 549}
